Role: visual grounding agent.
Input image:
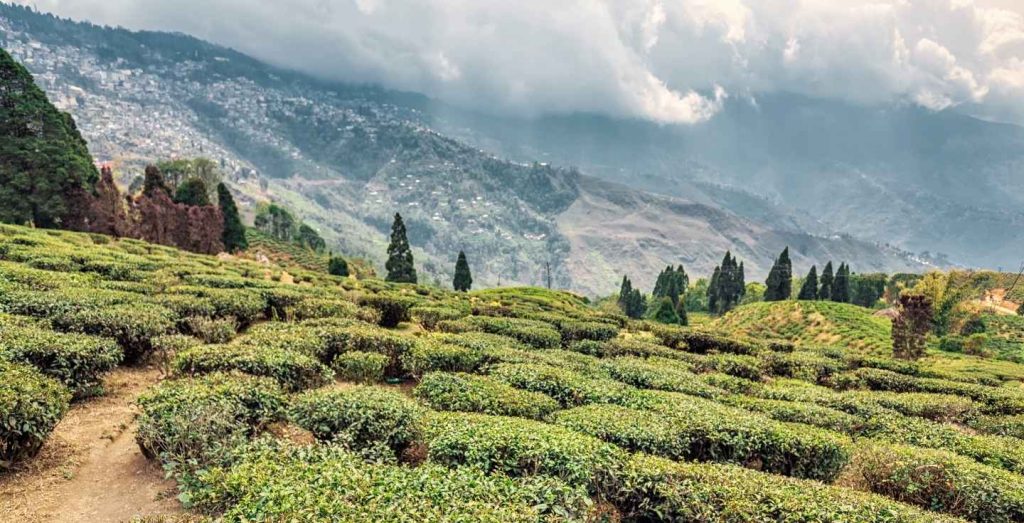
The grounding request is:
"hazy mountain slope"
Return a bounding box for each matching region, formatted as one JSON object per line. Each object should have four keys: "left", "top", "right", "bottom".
{"left": 425, "top": 93, "right": 1024, "bottom": 268}
{"left": 0, "top": 4, "right": 928, "bottom": 295}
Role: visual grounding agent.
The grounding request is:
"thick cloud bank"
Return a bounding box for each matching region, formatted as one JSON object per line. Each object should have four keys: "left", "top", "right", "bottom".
{"left": 16, "top": 0, "right": 1024, "bottom": 125}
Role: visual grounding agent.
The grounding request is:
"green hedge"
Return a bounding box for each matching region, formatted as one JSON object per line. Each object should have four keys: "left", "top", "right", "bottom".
{"left": 653, "top": 327, "right": 760, "bottom": 355}
{"left": 602, "top": 356, "right": 726, "bottom": 399}
{"left": 0, "top": 325, "right": 122, "bottom": 397}
{"left": 173, "top": 344, "right": 333, "bottom": 392}
{"left": 289, "top": 386, "right": 423, "bottom": 455}
{"left": 721, "top": 395, "right": 865, "bottom": 434}
{"left": 760, "top": 350, "right": 843, "bottom": 382}
{"left": 488, "top": 363, "right": 642, "bottom": 408}
{"left": 410, "top": 306, "right": 466, "bottom": 330}
{"left": 357, "top": 294, "right": 415, "bottom": 328}
{"left": 614, "top": 453, "right": 962, "bottom": 523}
{"left": 0, "top": 360, "right": 71, "bottom": 469}
{"left": 557, "top": 320, "right": 619, "bottom": 344}
{"left": 333, "top": 351, "right": 389, "bottom": 383}
{"left": 52, "top": 303, "right": 176, "bottom": 362}
{"left": 289, "top": 298, "right": 358, "bottom": 321}
{"left": 463, "top": 316, "right": 562, "bottom": 349}
{"left": 556, "top": 394, "right": 852, "bottom": 481}
{"left": 135, "top": 373, "right": 286, "bottom": 469}
{"left": 414, "top": 372, "right": 560, "bottom": 420}
{"left": 402, "top": 340, "right": 489, "bottom": 378}
{"left": 852, "top": 368, "right": 1024, "bottom": 415}
{"left": 187, "top": 443, "right": 589, "bottom": 522}
{"left": 851, "top": 442, "right": 1024, "bottom": 522}
{"left": 167, "top": 286, "right": 266, "bottom": 326}
{"left": 422, "top": 411, "right": 626, "bottom": 492}
{"left": 972, "top": 414, "right": 1024, "bottom": 440}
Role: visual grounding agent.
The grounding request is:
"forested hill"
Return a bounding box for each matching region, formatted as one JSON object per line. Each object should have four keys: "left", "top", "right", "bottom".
{"left": 0, "top": 4, "right": 929, "bottom": 295}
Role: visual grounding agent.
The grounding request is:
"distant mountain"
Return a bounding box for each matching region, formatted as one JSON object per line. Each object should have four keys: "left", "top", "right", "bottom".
{"left": 423, "top": 92, "right": 1024, "bottom": 270}
{"left": 0, "top": 4, "right": 930, "bottom": 295}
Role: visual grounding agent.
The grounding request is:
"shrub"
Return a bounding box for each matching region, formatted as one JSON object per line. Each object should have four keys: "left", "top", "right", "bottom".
{"left": 556, "top": 394, "right": 852, "bottom": 481}
{"left": 414, "top": 372, "right": 560, "bottom": 420}
{"left": 0, "top": 326, "right": 122, "bottom": 397}
{"left": 0, "top": 360, "right": 71, "bottom": 469}
{"left": 135, "top": 373, "right": 286, "bottom": 469}
{"left": 423, "top": 411, "right": 626, "bottom": 492}
{"left": 53, "top": 303, "right": 176, "bottom": 362}
{"left": 851, "top": 442, "right": 1024, "bottom": 522}
{"left": 289, "top": 386, "right": 423, "bottom": 455}
{"left": 410, "top": 306, "right": 466, "bottom": 330}
{"left": 721, "top": 396, "right": 865, "bottom": 434}
{"left": 653, "top": 327, "right": 760, "bottom": 355}
{"left": 761, "top": 350, "right": 843, "bottom": 382}
{"left": 488, "top": 363, "right": 642, "bottom": 408}
{"left": 402, "top": 340, "right": 489, "bottom": 378}
{"left": 168, "top": 286, "right": 265, "bottom": 326}
{"left": 306, "top": 321, "right": 417, "bottom": 376}
{"left": 615, "top": 453, "right": 961, "bottom": 523}
{"left": 150, "top": 334, "right": 201, "bottom": 377}
{"left": 557, "top": 320, "right": 619, "bottom": 344}
{"left": 972, "top": 415, "right": 1024, "bottom": 440}
{"left": 602, "top": 356, "right": 725, "bottom": 399}
{"left": 333, "top": 351, "right": 388, "bottom": 383}
{"left": 358, "top": 294, "right": 415, "bottom": 328}
{"left": 852, "top": 368, "right": 1024, "bottom": 415}
{"left": 289, "top": 298, "right": 358, "bottom": 321}
{"left": 173, "top": 344, "right": 333, "bottom": 392}
{"left": 188, "top": 443, "right": 589, "bottom": 521}
{"left": 464, "top": 316, "right": 562, "bottom": 349}
{"left": 183, "top": 315, "right": 237, "bottom": 344}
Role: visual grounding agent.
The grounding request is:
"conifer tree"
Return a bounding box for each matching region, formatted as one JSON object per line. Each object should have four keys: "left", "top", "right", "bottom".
{"left": 385, "top": 212, "right": 417, "bottom": 283}
{"left": 453, "top": 250, "right": 473, "bottom": 291}
{"left": 173, "top": 178, "right": 210, "bottom": 206}
{"left": 707, "top": 266, "right": 721, "bottom": 314}
{"left": 142, "top": 165, "right": 170, "bottom": 198}
{"left": 798, "top": 265, "right": 819, "bottom": 300}
{"left": 628, "top": 289, "right": 647, "bottom": 319}
{"left": 651, "top": 297, "right": 680, "bottom": 324}
{"left": 618, "top": 276, "right": 633, "bottom": 311}
{"left": 819, "top": 262, "right": 834, "bottom": 301}
{"left": 217, "top": 182, "right": 247, "bottom": 252}
{"left": 738, "top": 262, "right": 746, "bottom": 298}
{"left": 832, "top": 263, "right": 851, "bottom": 303}
{"left": 764, "top": 247, "right": 793, "bottom": 301}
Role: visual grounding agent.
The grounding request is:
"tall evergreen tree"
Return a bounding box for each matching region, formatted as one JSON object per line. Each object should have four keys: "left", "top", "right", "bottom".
{"left": 173, "top": 178, "right": 210, "bottom": 206}
{"left": 798, "top": 265, "right": 819, "bottom": 300}
{"left": 453, "top": 250, "right": 473, "bottom": 291}
{"left": 217, "top": 182, "right": 247, "bottom": 252}
{"left": 764, "top": 247, "right": 793, "bottom": 301}
{"left": 618, "top": 276, "right": 633, "bottom": 311}
{"left": 738, "top": 262, "right": 746, "bottom": 298}
{"left": 818, "top": 262, "right": 834, "bottom": 301}
{"left": 0, "top": 47, "right": 99, "bottom": 228}
{"left": 328, "top": 255, "right": 349, "bottom": 277}
{"left": 617, "top": 275, "right": 646, "bottom": 319}
{"left": 707, "top": 266, "right": 721, "bottom": 314}
{"left": 832, "top": 263, "right": 851, "bottom": 303}
{"left": 650, "top": 297, "right": 681, "bottom": 325}
{"left": 385, "top": 213, "right": 417, "bottom": 283}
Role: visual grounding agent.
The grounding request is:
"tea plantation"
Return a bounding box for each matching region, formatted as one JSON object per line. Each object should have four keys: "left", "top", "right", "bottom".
{"left": 4, "top": 224, "right": 1024, "bottom": 522}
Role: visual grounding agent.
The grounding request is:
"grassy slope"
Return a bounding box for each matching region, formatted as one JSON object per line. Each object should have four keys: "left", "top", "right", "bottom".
{"left": 713, "top": 301, "right": 892, "bottom": 355}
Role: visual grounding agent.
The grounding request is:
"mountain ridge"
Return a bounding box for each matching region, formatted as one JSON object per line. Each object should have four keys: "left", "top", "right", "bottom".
{"left": 0, "top": 3, "right": 931, "bottom": 295}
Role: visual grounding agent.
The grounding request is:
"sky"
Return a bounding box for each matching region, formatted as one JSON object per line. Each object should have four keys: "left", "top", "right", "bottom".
{"left": 13, "top": 0, "right": 1024, "bottom": 126}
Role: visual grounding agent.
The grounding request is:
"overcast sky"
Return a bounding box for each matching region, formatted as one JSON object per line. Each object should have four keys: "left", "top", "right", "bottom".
{"left": 13, "top": 0, "right": 1024, "bottom": 125}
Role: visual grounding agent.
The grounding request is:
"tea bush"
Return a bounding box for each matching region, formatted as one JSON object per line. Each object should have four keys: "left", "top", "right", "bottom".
{"left": 53, "top": 303, "right": 176, "bottom": 362}
{"left": 357, "top": 294, "right": 415, "bottom": 328}
{"left": 422, "top": 411, "right": 626, "bottom": 492}
{"left": 183, "top": 315, "right": 237, "bottom": 344}
{"left": 187, "top": 443, "right": 589, "bottom": 521}
{"left": 462, "top": 316, "right": 562, "bottom": 349}
{"left": 615, "top": 453, "right": 961, "bottom": 523}
{"left": 135, "top": 373, "right": 286, "bottom": 469}
{"left": 488, "top": 363, "right": 642, "bottom": 408}
{"left": 410, "top": 306, "right": 466, "bottom": 330}
{"left": 333, "top": 351, "right": 388, "bottom": 383}
{"left": 0, "top": 360, "right": 71, "bottom": 469}
{"left": 602, "top": 356, "right": 726, "bottom": 399}
{"left": 972, "top": 414, "right": 1024, "bottom": 440}
{"left": 414, "top": 372, "right": 560, "bottom": 420}
{"left": 556, "top": 320, "right": 619, "bottom": 344}
{"left": 852, "top": 442, "right": 1024, "bottom": 522}
{"left": 402, "top": 340, "right": 489, "bottom": 378}
{"left": 556, "top": 394, "right": 852, "bottom": 481}
{"left": 289, "top": 386, "right": 423, "bottom": 455}
{"left": 0, "top": 325, "right": 122, "bottom": 397}
{"left": 173, "top": 344, "right": 333, "bottom": 392}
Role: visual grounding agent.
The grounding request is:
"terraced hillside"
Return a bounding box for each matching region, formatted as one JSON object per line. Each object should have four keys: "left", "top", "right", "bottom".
{"left": 3, "top": 224, "right": 1024, "bottom": 521}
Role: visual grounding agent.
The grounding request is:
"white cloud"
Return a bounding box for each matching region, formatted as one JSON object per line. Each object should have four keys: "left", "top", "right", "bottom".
{"left": 14, "top": 0, "right": 1024, "bottom": 125}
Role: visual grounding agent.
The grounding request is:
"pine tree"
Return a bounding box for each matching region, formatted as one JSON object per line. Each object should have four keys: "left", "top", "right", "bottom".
{"left": 628, "top": 288, "right": 647, "bottom": 319}
{"left": 819, "top": 262, "right": 834, "bottom": 301}
{"left": 617, "top": 276, "right": 633, "bottom": 311}
{"left": 651, "top": 297, "right": 680, "bottom": 324}
{"left": 707, "top": 266, "right": 721, "bottom": 314}
{"left": 798, "top": 265, "right": 818, "bottom": 300}
{"left": 893, "top": 294, "right": 932, "bottom": 360}
{"left": 453, "top": 250, "right": 473, "bottom": 291}
{"left": 832, "top": 263, "right": 851, "bottom": 303}
{"left": 217, "top": 183, "right": 247, "bottom": 252}
{"left": 173, "top": 178, "right": 210, "bottom": 206}
{"left": 738, "top": 262, "right": 746, "bottom": 298}
{"left": 385, "top": 213, "right": 417, "bottom": 283}
{"left": 764, "top": 247, "right": 793, "bottom": 301}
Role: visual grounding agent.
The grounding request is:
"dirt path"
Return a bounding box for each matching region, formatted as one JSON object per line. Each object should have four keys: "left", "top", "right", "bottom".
{"left": 0, "top": 367, "right": 184, "bottom": 522}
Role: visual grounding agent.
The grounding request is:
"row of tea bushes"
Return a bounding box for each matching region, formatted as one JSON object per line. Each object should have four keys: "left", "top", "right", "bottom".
{"left": 0, "top": 323, "right": 122, "bottom": 397}
{"left": 413, "top": 372, "right": 560, "bottom": 420}
{"left": 0, "top": 360, "right": 71, "bottom": 469}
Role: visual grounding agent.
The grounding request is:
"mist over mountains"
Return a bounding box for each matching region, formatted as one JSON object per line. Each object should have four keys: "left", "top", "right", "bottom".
{"left": 5, "top": 4, "right": 1021, "bottom": 294}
